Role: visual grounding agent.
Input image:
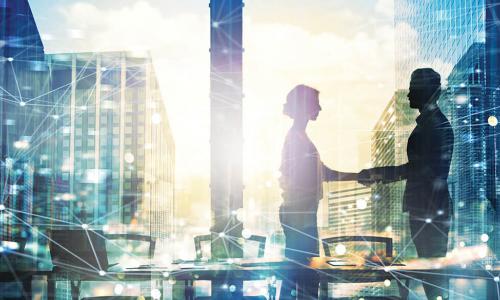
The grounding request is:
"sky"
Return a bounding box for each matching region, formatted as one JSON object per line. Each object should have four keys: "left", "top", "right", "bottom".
{"left": 29, "top": 0, "right": 397, "bottom": 185}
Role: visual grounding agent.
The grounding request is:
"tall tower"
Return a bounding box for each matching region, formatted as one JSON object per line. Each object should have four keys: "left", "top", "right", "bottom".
{"left": 209, "top": 0, "right": 244, "bottom": 259}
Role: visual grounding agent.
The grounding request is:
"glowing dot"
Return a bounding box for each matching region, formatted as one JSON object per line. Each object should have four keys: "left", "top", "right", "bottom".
{"left": 168, "top": 278, "right": 176, "bottom": 285}
{"left": 13, "top": 140, "right": 29, "bottom": 149}
{"left": 455, "top": 95, "right": 468, "bottom": 104}
{"left": 356, "top": 199, "right": 367, "bottom": 210}
{"left": 221, "top": 284, "right": 228, "bottom": 289}
{"left": 384, "top": 267, "right": 390, "bottom": 272}
{"left": 437, "top": 210, "right": 444, "bottom": 215}
{"left": 437, "top": 296, "right": 443, "bottom": 300}
{"left": 81, "top": 224, "right": 89, "bottom": 230}
{"left": 335, "top": 244, "right": 347, "bottom": 255}
{"left": 99, "top": 270, "right": 106, "bottom": 276}
{"left": 0, "top": 204, "right": 5, "bottom": 211}
{"left": 385, "top": 226, "right": 392, "bottom": 233}
{"left": 229, "top": 285, "right": 236, "bottom": 292}
{"left": 162, "top": 271, "right": 170, "bottom": 278}
{"left": 384, "top": 279, "right": 391, "bottom": 287}
{"left": 494, "top": 276, "right": 499, "bottom": 283}
{"left": 212, "top": 21, "right": 219, "bottom": 28}
{"left": 151, "top": 289, "right": 161, "bottom": 299}
{"left": 481, "top": 233, "right": 489, "bottom": 242}
{"left": 114, "top": 284, "right": 124, "bottom": 295}
{"left": 488, "top": 116, "right": 498, "bottom": 127}
{"left": 242, "top": 228, "right": 252, "bottom": 239}
{"left": 459, "top": 241, "right": 466, "bottom": 247}
{"left": 101, "top": 67, "right": 107, "bottom": 72}
{"left": 124, "top": 152, "right": 135, "bottom": 164}
{"left": 485, "top": 265, "right": 492, "bottom": 270}
{"left": 19, "top": 101, "right": 26, "bottom": 107}
{"left": 152, "top": 113, "right": 161, "bottom": 124}
{"left": 7, "top": 57, "right": 14, "bottom": 62}
{"left": 218, "top": 232, "right": 225, "bottom": 238}
{"left": 458, "top": 201, "right": 465, "bottom": 208}
{"left": 0, "top": 247, "right": 4, "bottom": 253}
{"left": 425, "top": 218, "right": 432, "bottom": 223}
{"left": 52, "top": 115, "right": 59, "bottom": 120}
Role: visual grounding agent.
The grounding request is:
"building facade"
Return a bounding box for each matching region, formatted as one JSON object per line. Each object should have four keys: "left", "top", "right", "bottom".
{"left": 47, "top": 52, "right": 175, "bottom": 241}
{"left": 371, "top": 90, "right": 417, "bottom": 258}
{"left": 0, "top": 0, "right": 52, "bottom": 251}
{"left": 395, "top": 0, "right": 500, "bottom": 257}
{"left": 1, "top": 1, "right": 176, "bottom": 277}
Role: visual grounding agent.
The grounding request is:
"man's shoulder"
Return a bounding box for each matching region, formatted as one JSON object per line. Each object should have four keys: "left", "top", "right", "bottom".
{"left": 431, "top": 109, "right": 452, "bottom": 129}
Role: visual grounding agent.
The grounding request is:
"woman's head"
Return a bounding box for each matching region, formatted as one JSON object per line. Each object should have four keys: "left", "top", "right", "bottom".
{"left": 283, "top": 84, "right": 321, "bottom": 120}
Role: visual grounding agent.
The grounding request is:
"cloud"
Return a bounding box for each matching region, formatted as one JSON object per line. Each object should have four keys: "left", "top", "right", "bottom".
{"left": 51, "top": 1, "right": 397, "bottom": 179}
{"left": 53, "top": 1, "right": 210, "bottom": 179}
{"left": 243, "top": 17, "right": 395, "bottom": 173}
{"left": 375, "top": 0, "right": 394, "bottom": 18}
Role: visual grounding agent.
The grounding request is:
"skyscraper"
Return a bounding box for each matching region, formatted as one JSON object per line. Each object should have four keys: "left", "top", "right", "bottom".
{"left": 0, "top": 0, "right": 52, "bottom": 252}
{"left": 46, "top": 51, "right": 175, "bottom": 240}
{"left": 1, "top": 1, "right": 176, "bottom": 273}
{"left": 395, "top": 0, "right": 500, "bottom": 256}
{"left": 371, "top": 90, "right": 417, "bottom": 258}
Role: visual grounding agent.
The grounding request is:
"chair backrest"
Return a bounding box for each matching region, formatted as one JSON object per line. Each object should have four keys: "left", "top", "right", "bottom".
{"left": 105, "top": 234, "right": 156, "bottom": 259}
{"left": 322, "top": 235, "right": 393, "bottom": 257}
{"left": 49, "top": 230, "right": 109, "bottom": 272}
{"left": 194, "top": 234, "right": 266, "bottom": 260}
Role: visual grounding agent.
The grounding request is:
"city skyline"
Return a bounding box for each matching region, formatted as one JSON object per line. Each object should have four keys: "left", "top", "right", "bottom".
{"left": 29, "top": 0, "right": 397, "bottom": 182}
{"left": 2, "top": 1, "right": 499, "bottom": 299}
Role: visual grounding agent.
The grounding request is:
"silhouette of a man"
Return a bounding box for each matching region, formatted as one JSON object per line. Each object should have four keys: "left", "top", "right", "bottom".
{"left": 359, "top": 68, "right": 454, "bottom": 300}
{"left": 280, "top": 84, "right": 357, "bottom": 300}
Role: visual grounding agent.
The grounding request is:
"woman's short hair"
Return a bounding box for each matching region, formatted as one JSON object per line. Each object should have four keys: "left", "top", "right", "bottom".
{"left": 283, "top": 84, "right": 320, "bottom": 119}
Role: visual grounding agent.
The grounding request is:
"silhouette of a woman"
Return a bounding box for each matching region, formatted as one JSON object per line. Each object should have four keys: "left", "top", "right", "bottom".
{"left": 279, "top": 85, "right": 357, "bottom": 299}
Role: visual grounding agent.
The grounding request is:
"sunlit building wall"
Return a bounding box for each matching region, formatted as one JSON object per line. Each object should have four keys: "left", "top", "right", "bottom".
{"left": 46, "top": 52, "right": 175, "bottom": 239}
{"left": 395, "top": 0, "right": 500, "bottom": 256}
{"left": 371, "top": 90, "right": 417, "bottom": 258}
{"left": 326, "top": 181, "right": 372, "bottom": 237}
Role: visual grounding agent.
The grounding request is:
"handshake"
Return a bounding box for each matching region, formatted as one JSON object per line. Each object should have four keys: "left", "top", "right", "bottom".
{"left": 356, "top": 168, "right": 386, "bottom": 186}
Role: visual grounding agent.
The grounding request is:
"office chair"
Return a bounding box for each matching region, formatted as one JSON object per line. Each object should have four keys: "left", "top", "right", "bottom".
{"left": 55, "top": 232, "right": 156, "bottom": 300}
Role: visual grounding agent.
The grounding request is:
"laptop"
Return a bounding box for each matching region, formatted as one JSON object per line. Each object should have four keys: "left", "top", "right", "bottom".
{"left": 49, "top": 229, "right": 112, "bottom": 272}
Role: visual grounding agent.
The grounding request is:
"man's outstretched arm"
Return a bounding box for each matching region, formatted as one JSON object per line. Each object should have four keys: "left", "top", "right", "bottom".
{"left": 358, "top": 163, "right": 409, "bottom": 185}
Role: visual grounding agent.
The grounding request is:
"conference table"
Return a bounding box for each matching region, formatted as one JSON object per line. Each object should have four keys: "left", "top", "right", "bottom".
{"left": 1, "top": 257, "right": 499, "bottom": 300}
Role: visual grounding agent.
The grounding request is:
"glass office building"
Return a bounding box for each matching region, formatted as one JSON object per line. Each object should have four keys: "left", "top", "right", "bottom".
{"left": 46, "top": 51, "right": 175, "bottom": 239}
{"left": 371, "top": 90, "right": 418, "bottom": 259}
{"left": 394, "top": 0, "right": 500, "bottom": 257}
{"left": 0, "top": 0, "right": 53, "bottom": 255}
{"left": 1, "top": 1, "right": 176, "bottom": 277}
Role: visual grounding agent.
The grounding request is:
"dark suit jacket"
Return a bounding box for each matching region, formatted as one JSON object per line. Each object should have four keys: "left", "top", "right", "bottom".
{"left": 371, "top": 104, "right": 454, "bottom": 217}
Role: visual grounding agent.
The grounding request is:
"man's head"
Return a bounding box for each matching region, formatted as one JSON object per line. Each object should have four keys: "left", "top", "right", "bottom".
{"left": 283, "top": 84, "right": 321, "bottom": 121}
{"left": 408, "top": 68, "right": 441, "bottom": 109}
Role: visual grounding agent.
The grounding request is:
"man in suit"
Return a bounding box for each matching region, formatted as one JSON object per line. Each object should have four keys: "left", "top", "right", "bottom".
{"left": 359, "top": 68, "right": 454, "bottom": 300}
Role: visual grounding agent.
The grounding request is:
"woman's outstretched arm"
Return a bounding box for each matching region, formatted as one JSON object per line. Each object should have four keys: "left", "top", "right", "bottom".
{"left": 322, "top": 164, "right": 358, "bottom": 182}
